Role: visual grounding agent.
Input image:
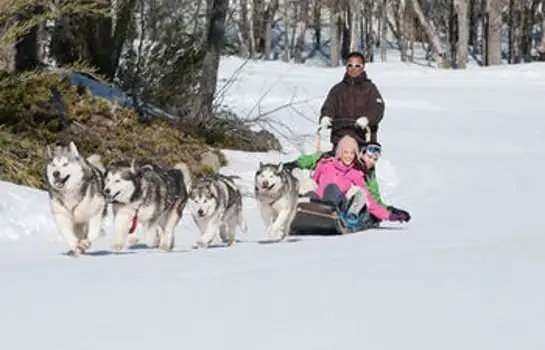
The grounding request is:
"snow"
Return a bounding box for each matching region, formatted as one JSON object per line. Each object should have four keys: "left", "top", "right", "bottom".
{"left": 2, "top": 56, "right": 545, "bottom": 350}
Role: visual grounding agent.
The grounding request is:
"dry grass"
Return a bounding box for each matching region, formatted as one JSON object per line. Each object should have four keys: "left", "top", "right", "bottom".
{"left": 0, "top": 69, "right": 226, "bottom": 190}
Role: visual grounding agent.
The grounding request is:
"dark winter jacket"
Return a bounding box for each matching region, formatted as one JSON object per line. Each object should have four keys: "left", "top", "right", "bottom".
{"left": 319, "top": 71, "right": 385, "bottom": 147}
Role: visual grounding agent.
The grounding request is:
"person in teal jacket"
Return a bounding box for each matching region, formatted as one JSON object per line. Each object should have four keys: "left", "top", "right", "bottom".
{"left": 285, "top": 142, "right": 411, "bottom": 224}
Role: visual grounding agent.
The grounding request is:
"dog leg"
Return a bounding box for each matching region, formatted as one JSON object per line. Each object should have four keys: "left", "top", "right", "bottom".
{"left": 282, "top": 204, "right": 298, "bottom": 239}
{"left": 128, "top": 235, "right": 140, "bottom": 246}
{"left": 258, "top": 201, "right": 275, "bottom": 229}
{"left": 158, "top": 206, "right": 182, "bottom": 252}
{"left": 144, "top": 225, "right": 160, "bottom": 248}
{"left": 111, "top": 207, "right": 135, "bottom": 252}
{"left": 268, "top": 209, "right": 293, "bottom": 242}
{"left": 51, "top": 201, "right": 80, "bottom": 255}
{"left": 223, "top": 216, "right": 237, "bottom": 246}
{"left": 81, "top": 209, "right": 104, "bottom": 251}
{"left": 197, "top": 217, "right": 222, "bottom": 248}
{"left": 238, "top": 209, "right": 248, "bottom": 233}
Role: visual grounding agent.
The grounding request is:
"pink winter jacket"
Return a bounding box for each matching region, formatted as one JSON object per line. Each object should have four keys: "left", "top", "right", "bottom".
{"left": 312, "top": 158, "right": 390, "bottom": 221}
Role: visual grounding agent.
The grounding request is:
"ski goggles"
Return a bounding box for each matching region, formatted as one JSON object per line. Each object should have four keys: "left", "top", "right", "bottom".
{"left": 363, "top": 145, "right": 382, "bottom": 159}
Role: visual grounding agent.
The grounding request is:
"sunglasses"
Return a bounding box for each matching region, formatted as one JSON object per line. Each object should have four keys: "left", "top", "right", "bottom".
{"left": 347, "top": 63, "right": 364, "bottom": 68}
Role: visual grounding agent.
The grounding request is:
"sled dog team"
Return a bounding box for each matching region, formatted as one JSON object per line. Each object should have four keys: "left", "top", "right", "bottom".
{"left": 44, "top": 50, "right": 414, "bottom": 256}
{"left": 45, "top": 141, "right": 301, "bottom": 256}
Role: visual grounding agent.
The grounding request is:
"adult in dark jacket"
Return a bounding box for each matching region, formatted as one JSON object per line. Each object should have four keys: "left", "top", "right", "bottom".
{"left": 319, "top": 51, "right": 385, "bottom": 148}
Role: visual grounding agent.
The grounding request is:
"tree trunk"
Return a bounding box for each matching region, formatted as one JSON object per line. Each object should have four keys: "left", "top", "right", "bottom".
{"left": 189, "top": 0, "right": 228, "bottom": 123}
{"left": 312, "top": 0, "right": 322, "bottom": 52}
{"left": 363, "top": 2, "right": 373, "bottom": 62}
{"left": 341, "top": 8, "right": 351, "bottom": 60}
{"left": 349, "top": 0, "right": 360, "bottom": 52}
{"left": 485, "top": 0, "right": 502, "bottom": 65}
{"left": 380, "top": 0, "right": 388, "bottom": 62}
{"left": 13, "top": 5, "right": 46, "bottom": 72}
{"left": 410, "top": 0, "right": 449, "bottom": 67}
{"left": 51, "top": 0, "right": 137, "bottom": 80}
{"left": 294, "top": 0, "right": 310, "bottom": 62}
{"left": 508, "top": 0, "right": 522, "bottom": 63}
{"left": 455, "top": 0, "right": 469, "bottom": 68}
{"left": 282, "top": 0, "right": 290, "bottom": 62}
{"left": 262, "top": 0, "right": 278, "bottom": 60}
{"left": 329, "top": 1, "right": 341, "bottom": 66}
{"left": 539, "top": 1, "right": 545, "bottom": 59}
{"left": 237, "top": 0, "right": 250, "bottom": 57}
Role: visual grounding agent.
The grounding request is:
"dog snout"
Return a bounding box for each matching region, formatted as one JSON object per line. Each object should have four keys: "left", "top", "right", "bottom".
{"left": 104, "top": 188, "right": 111, "bottom": 195}
{"left": 53, "top": 170, "right": 60, "bottom": 179}
{"left": 197, "top": 209, "right": 204, "bottom": 216}
{"left": 262, "top": 180, "right": 269, "bottom": 188}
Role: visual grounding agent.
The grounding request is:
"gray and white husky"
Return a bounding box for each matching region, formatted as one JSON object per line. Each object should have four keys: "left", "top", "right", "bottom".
{"left": 188, "top": 173, "right": 247, "bottom": 248}
{"left": 45, "top": 141, "right": 107, "bottom": 256}
{"left": 103, "top": 159, "right": 192, "bottom": 252}
{"left": 254, "top": 162, "right": 299, "bottom": 242}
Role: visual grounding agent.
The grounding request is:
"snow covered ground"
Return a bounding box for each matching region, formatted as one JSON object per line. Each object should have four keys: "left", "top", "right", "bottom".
{"left": 1, "top": 57, "right": 545, "bottom": 350}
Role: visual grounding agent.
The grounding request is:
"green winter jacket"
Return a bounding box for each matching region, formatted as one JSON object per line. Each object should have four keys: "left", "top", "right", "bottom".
{"left": 295, "top": 152, "right": 388, "bottom": 207}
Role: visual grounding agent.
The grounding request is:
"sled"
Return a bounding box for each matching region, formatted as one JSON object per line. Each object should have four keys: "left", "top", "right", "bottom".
{"left": 289, "top": 123, "right": 377, "bottom": 236}
{"left": 290, "top": 197, "right": 351, "bottom": 235}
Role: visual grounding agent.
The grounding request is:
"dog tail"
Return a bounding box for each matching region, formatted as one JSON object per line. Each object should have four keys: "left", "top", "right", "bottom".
{"left": 87, "top": 154, "right": 105, "bottom": 173}
{"left": 174, "top": 162, "right": 192, "bottom": 191}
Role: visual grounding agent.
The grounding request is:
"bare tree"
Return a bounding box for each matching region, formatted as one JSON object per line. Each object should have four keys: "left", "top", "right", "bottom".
{"left": 329, "top": 0, "right": 342, "bottom": 66}
{"left": 485, "top": 0, "right": 503, "bottom": 65}
{"left": 262, "top": 0, "right": 279, "bottom": 60}
{"left": 293, "top": 0, "right": 311, "bottom": 62}
{"left": 411, "top": 0, "right": 449, "bottom": 67}
{"left": 379, "top": 0, "right": 388, "bottom": 61}
{"left": 455, "top": 0, "right": 469, "bottom": 68}
{"left": 190, "top": 0, "right": 229, "bottom": 123}
{"left": 539, "top": 0, "right": 545, "bottom": 59}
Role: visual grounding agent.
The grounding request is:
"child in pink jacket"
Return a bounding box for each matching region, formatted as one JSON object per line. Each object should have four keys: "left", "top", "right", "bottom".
{"left": 307, "top": 135, "right": 394, "bottom": 223}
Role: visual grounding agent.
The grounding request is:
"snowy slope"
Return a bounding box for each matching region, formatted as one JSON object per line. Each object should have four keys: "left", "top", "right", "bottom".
{"left": 1, "top": 57, "right": 545, "bottom": 350}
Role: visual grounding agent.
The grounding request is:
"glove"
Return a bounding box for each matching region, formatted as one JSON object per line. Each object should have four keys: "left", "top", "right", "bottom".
{"left": 282, "top": 161, "right": 299, "bottom": 172}
{"left": 319, "top": 116, "right": 332, "bottom": 129}
{"left": 355, "top": 117, "right": 369, "bottom": 129}
{"left": 387, "top": 206, "right": 411, "bottom": 223}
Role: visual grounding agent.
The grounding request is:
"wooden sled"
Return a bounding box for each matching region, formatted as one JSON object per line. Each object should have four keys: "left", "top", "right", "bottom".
{"left": 290, "top": 197, "right": 350, "bottom": 235}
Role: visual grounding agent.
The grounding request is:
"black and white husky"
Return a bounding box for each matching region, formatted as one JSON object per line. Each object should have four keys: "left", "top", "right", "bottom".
{"left": 254, "top": 162, "right": 299, "bottom": 242}
{"left": 45, "top": 141, "right": 107, "bottom": 256}
{"left": 188, "top": 173, "right": 247, "bottom": 248}
{"left": 103, "top": 160, "right": 192, "bottom": 252}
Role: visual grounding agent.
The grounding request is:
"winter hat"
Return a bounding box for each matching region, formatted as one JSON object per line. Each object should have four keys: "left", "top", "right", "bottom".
{"left": 335, "top": 135, "right": 359, "bottom": 159}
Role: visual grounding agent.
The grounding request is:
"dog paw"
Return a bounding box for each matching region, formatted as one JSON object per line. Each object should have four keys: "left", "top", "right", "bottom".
{"left": 158, "top": 243, "right": 173, "bottom": 252}
{"left": 269, "top": 229, "right": 285, "bottom": 242}
{"left": 79, "top": 239, "right": 91, "bottom": 250}
{"left": 196, "top": 240, "right": 207, "bottom": 249}
{"left": 147, "top": 241, "right": 160, "bottom": 249}
{"left": 111, "top": 243, "right": 124, "bottom": 253}
{"left": 65, "top": 249, "right": 82, "bottom": 257}
{"left": 240, "top": 221, "right": 248, "bottom": 233}
{"left": 128, "top": 235, "right": 140, "bottom": 246}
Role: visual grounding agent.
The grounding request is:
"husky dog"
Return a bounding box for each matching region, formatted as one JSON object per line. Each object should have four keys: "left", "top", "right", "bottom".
{"left": 254, "top": 162, "right": 299, "bottom": 241}
{"left": 45, "top": 141, "right": 107, "bottom": 256}
{"left": 188, "top": 173, "right": 247, "bottom": 248}
{"left": 103, "top": 160, "right": 192, "bottom": 252}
